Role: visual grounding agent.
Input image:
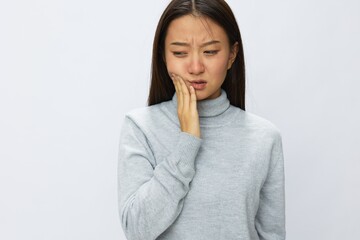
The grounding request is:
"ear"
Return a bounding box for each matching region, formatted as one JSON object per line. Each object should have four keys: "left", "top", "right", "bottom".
{"left": 227, "top": 42, "right": 239, "bottom": 70}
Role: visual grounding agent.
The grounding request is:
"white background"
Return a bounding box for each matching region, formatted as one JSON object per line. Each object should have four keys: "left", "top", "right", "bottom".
{"left": 0, "top": 0, "right": 359, "bottom": 239}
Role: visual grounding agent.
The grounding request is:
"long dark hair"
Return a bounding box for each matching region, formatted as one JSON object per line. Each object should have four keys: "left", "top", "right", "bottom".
{"left": 147, "top": 0, "right": 246, "bottom": 110}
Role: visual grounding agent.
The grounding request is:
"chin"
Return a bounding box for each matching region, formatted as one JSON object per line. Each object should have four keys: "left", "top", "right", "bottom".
{"left": 194, "top": 86, "right": 221, "bottom": 100}
{"left": 195, "top": 91, "right": 210, "bottom": 101}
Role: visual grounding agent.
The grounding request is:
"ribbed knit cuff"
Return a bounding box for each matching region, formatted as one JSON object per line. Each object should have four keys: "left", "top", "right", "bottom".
{"left": 175, "top": 131, "right": 203, "bottom": 172}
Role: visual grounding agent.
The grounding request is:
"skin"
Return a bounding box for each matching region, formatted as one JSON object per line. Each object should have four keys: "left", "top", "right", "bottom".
{"left": 165, "top": 14, "right": 238, "bottom": 138}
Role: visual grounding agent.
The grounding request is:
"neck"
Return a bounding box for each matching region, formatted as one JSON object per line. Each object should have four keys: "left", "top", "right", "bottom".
{"left": 171, "top": 88, "right": 230, "bottom": 118}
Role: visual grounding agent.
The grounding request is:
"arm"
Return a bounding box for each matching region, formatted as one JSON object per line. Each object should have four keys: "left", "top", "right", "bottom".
{"left": 255, "top": 131, "right": 286, "bottom": 239}
{"left": 117, "top": 116, "right": 202, "bottom": 240}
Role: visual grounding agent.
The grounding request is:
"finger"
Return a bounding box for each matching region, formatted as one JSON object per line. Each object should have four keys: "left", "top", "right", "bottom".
{"left": 174, "top": 75, "right": 183, "bottom": 113}
{"left": 171, "top": 74, "right": 179, "bottom": 95}
{"left": 178, "top": 76, "right": 190, "bottom": 113}
{"left": 179, "top": 77, "right": 190, "bottom": 112}
{"left": 171, "top": 74, "right": 181, "bottom": 111}
{"left": 189, "top": 85, "right": 197, "bottom": 111}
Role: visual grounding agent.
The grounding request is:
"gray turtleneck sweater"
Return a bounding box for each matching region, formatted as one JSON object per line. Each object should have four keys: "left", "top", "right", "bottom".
{"left": 117, "top": 89, "right": 285, "bottom": 240}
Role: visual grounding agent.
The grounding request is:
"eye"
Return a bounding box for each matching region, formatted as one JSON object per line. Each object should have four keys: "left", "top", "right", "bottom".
{"left": 172, "top": 51, "right": 187, "bottom": 57}
{"left": 204, "top": 50, "right": 219, "bottom": 56}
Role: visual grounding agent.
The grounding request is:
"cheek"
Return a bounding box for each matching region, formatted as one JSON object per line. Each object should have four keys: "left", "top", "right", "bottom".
{"left": 166, "top": 58, "right": 187, "bottom": 76}
{"left": 165, "top": 59, "right": 176, "bottom": 71}
{"left": 207, "top": 57, "right": 229, "bottom": 78}
{"left": 165, "top": 56, "right": 184, "bottom": 73}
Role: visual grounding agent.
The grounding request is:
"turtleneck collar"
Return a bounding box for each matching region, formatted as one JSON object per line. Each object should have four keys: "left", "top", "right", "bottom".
{"left": 171, "top": 88, "right": 230, "bottom": 118}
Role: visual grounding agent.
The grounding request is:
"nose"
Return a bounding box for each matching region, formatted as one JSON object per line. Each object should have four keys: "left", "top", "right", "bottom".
{"left": 188, "top": 55, "right": 205, "bottom": 75}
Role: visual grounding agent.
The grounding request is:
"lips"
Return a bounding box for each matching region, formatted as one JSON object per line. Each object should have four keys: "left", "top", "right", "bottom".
{"left": 189, "top": 80, "right": 207, "bottom": 90}
{"left": 189, "top": 80, "right": 207, "bottom": 84}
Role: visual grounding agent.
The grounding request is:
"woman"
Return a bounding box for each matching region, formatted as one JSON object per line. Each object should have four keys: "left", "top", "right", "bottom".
{"left": 118, "top": 0, "right": 285, "bottom": 239}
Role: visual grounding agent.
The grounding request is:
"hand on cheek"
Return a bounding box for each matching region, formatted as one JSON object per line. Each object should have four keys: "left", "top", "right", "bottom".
{"left": 170, "top": 73, "right": 201, "bottom": 139}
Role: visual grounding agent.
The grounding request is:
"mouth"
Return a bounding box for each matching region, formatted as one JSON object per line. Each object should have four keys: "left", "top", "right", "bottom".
{"left": 188, "top": 80, "right": 207, "bottom": 90}
{"left": 189, "top": 80, "right": 207, "bottom": 84}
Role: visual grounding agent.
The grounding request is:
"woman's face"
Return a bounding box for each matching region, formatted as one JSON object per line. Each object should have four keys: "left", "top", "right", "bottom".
{"left": 164, "top": 14, "right": 238, "bottom": 100}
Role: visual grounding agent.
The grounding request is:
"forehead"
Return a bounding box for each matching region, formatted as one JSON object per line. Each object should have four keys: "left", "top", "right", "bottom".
{"left": 165, "top": 15, "right": 228, "bottom": 44}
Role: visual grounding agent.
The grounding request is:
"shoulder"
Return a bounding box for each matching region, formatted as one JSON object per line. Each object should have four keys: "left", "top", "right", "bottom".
{"left": 124, "top": 104, "right": 160, "bottom": 124}
{"left": 122, "top": 103, "right": 167, "bottom": 133}
{"left": 234, "top": 107, "right": 282, "bottom": 141}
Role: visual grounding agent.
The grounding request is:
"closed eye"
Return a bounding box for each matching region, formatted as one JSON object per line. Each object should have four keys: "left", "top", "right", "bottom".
{"left": 172, "top": 52, "right": 187, "bottom": 57}
{"left": 204, "top": 50, "right": 219, "bottom": 56}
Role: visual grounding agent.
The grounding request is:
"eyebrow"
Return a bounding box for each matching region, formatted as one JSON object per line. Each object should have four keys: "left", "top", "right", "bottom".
{"left": 170, "top": 40, "right": 221, "bottom": 47}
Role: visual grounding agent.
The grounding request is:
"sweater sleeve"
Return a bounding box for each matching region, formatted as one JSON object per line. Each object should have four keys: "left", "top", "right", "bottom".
{"left": 255, "top": 131, "right": 286, "bottom": 240}
{"left": 117, "top": 116, "right": 202, "bottom": 240}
